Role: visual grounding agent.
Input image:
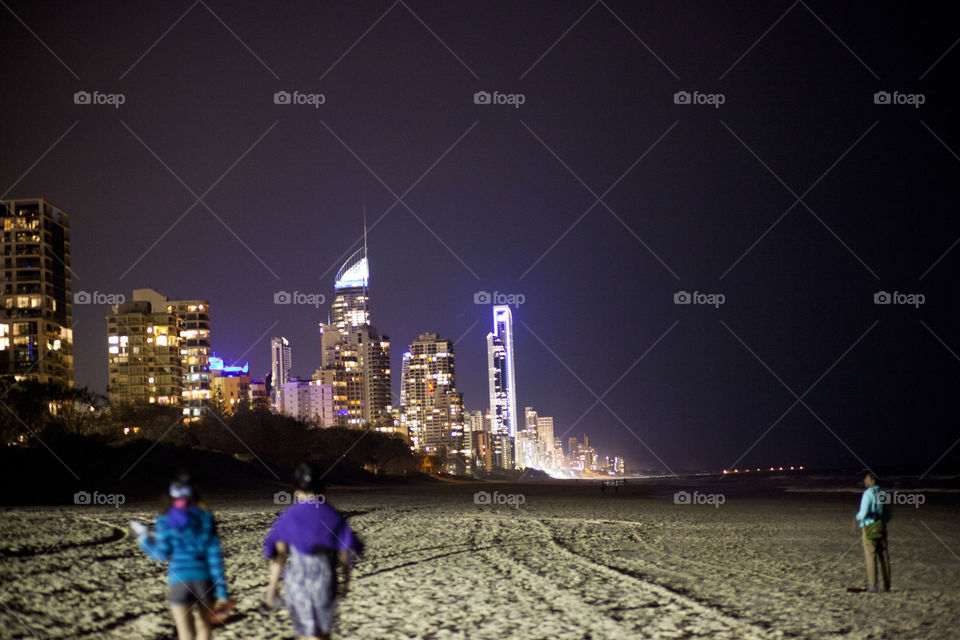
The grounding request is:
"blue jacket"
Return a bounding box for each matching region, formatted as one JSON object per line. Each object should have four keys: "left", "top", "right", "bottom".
{"left": 855, "top": 486, "right": 891, "bottom": 528}
{"left": 139, "top": 507, "right": 228, "bottom": 600}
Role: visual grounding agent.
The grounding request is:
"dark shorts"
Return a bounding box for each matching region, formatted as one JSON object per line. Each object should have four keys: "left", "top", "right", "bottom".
{"left": 169, "top": 580, "right": 214, "bottom": 607}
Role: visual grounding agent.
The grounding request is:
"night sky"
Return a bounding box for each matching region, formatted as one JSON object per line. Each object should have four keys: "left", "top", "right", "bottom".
{"left": 2, "top": 1, "right": 958, "bottom": 472}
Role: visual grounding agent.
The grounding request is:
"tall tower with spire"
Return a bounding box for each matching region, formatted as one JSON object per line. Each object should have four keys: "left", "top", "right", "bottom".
{"left": 319, "top": 213, "right": 393, "bottom": 429}
{"left": 329, "top": 216, "right": 370, "bottom": 332}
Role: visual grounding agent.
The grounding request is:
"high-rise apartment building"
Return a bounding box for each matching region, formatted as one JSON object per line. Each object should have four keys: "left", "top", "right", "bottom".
{"left": 400, "top": 333, "right": 463, "bottom": 454}
{"left": 537, "top": 415, "right": 555, "bottom": 470}
{"left": 487, "top": 305, "right": 517, "bottom": 469}
{"left": 106, "top": 299, "right": 182, "bottom": 405}
{"left": 0, "top": 199, "right": 73, "bottom": 386}
{"left": 354, "top": 325, "right": 392, "bottom": 425}
{"left": 167, "top": 297, "right": 211, "bottom": 418}
{"left": 115, "top": 289, "right": 211, "bottom": 417}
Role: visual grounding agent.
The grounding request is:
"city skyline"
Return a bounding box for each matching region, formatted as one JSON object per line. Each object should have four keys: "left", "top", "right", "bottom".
{"left": 3, "top": 2, "right": 957, "bottom": 473}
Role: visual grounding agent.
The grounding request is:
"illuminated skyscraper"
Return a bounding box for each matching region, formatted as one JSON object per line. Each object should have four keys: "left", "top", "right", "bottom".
{"left": 330, "top": 246, "right": 370, "bottom": 333}
{"left": 167, "top": 296, "right": 212, "bottom": 418}
{"left": 400, "top": 333, "right": 463, "bottom": 454}
{"left": 270, "top": 336, "right": 292, "bottom": 410}
{"left": 486, "top": 305, "right": 518, "bottom": 469}
{"left": 106, "top": 299, "right": 181, "bottom": 406}
{"left": 123, "top": 288, "right": 211, "bottom": 418}
{"left": 323, "top": 229, "right": 393, "bottom": 429}
{"left": 354, "top": 325, "right": 392, "bottom": 425}
{"left": 0, "top": 199, "right": 73, "bottom": 386}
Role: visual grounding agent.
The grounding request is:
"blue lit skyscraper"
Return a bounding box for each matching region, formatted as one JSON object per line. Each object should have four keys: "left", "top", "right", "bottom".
{"left": 330, "top": 246, "right": 370, "bottom": 333}
{"left": 487, "top": 305, "right": 517, "bottom": 469}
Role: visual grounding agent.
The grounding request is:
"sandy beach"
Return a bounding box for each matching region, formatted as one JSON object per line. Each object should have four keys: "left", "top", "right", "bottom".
{"left": 1, "top": 478, "right": 958, "bottom": 639}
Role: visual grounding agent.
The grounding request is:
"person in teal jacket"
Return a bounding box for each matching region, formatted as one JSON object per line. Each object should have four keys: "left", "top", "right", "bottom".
{"left": 854, "top": 471, "right": 891, "bottom": 592}
{"left": 132, "top": 472, "right": 230, "bottom": 640}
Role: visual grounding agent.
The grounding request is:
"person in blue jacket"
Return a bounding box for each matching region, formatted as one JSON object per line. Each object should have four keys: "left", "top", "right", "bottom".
{"left": 131, "top": 472, "right": 230, "bottom": 640}
{"left": 854, "top": 471, "right": 891, "bottom": 592}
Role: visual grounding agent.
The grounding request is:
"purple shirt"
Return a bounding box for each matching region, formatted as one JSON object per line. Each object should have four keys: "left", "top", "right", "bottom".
{"left": 263, "top": 501, "right": 357, "bottom": 559}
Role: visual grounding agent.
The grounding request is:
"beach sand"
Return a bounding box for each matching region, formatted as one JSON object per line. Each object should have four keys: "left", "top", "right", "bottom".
{"left": 1, "top": 479, "right": 958, "bottom": 639}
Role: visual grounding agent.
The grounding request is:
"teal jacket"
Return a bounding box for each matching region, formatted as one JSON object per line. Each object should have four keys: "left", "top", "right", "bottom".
{"left": 139, "top": 507, "right": 228, "bottom": 600}
{"left": 855, "top": 486, "right": 891, "bottom": 528}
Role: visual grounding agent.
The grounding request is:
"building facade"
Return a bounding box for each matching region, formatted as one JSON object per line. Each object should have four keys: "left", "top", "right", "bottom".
{"left": 400, "top": 333, "right": 464, "bottom": 454}
{"left": 0, "top": 199, "right": 73, "bottom": 386}
{"left": 330, "top": 246, "right": 370, "bottom": 333}
{"left": 112, "top": 289, "right": 211, "bottom": 417}
{"left": 269, "top": 336, "right": 292, "bottom": 411}
{"left": 320, "top": 241, "right": 393, "bottom": 430}
{"left": 168, "top": 297, "right": 212, "bottom": 418}
{"left": 209, "top": 357, "right": 251, "bottom": 414}
{"left": 106, "top": 300, "right": 182, "bottom": 406}
{"left": 278, "top": 378, "right": 337, "bottom": 428}
{"left": 486, "top": 305, "right": 517, "bottom": 469}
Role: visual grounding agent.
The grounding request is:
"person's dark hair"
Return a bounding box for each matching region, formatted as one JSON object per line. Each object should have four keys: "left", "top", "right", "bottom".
{"left": 293, "top": 462, "right": 325, "bottom": 495}
{"left": 862, "top": 470, "right": 879, "bottom": 483}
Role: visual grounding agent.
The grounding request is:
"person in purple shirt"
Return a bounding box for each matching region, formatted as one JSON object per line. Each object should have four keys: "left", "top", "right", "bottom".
{"left": 263, "top": 463, "right": 360, "bottom": 640}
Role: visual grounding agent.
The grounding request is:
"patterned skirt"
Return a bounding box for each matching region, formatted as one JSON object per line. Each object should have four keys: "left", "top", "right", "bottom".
{"left": 284, "top": 547, "right": 337, "bottom": 637}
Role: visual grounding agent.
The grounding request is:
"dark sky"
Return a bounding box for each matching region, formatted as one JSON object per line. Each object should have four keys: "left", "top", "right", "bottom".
{"left": 2, "top": 1, "right": 958, "bottom": 472}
